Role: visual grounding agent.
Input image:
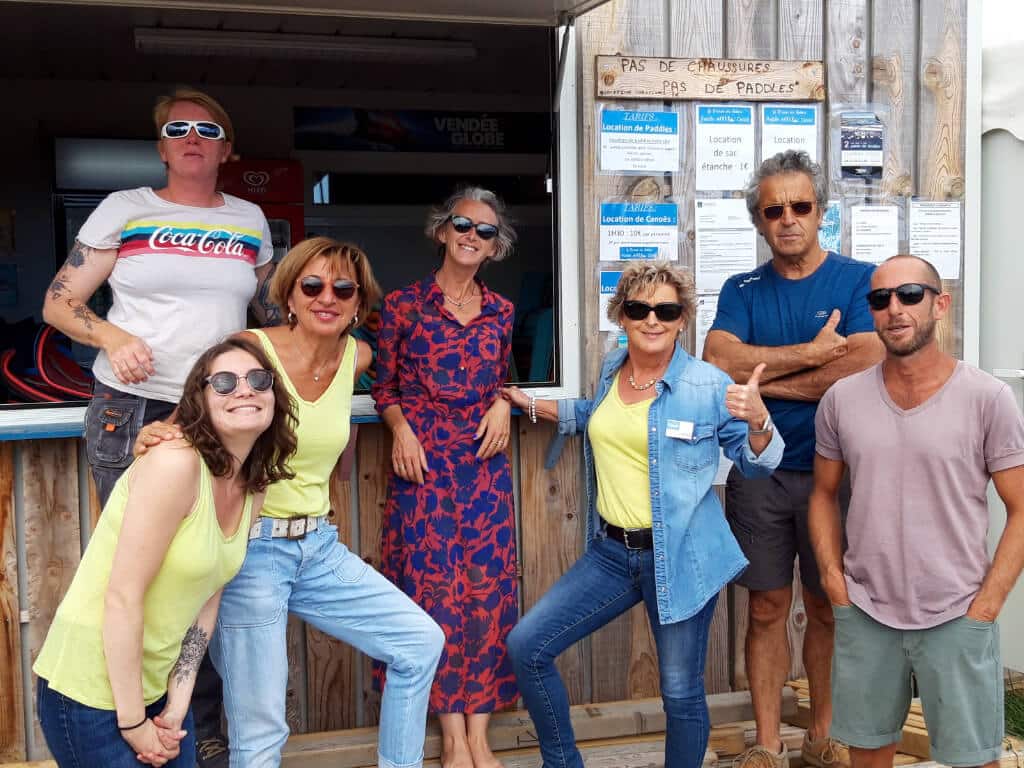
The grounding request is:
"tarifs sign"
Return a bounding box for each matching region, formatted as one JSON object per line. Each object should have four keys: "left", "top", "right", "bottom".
{"left": 596, "top": 56, "right": 825, "bottom": 102}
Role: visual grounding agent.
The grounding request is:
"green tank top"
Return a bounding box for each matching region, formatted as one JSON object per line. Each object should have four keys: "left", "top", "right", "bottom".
{"left": 33, "top": 454, "right": 250, "bottom": 709}
{"left": 250, "top": 329, "right": 355, "bottom": 519}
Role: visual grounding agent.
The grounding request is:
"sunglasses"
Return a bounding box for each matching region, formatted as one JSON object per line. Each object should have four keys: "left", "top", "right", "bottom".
{"left": 299, "top": 276, "right": 358, "bottom": 300}
{"left": 866, "top": 283, "right": 941, "bottom": 311}
{"left": 160, "top": 120, "right": 227, "bottom": 141}
{"left": 760, "top": 201, "right": 816, "bottom": 220}
{"left": 622, "top": 300, "right": 685, "bottom": 322}
{"left": 449, "top": 215, "right": 499, "bottom": 241}
{"left": 205, "top": 368, "right": 274, "bottom": 395}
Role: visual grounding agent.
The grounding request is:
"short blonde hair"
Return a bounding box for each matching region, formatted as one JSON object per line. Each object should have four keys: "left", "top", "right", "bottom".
{"left": 153, "top": 88, "right": 235, "bottom": 144}
{"left": 270, "top": 237, "right": 381, "bottom": 330}
{"left": 606, "top": 261, "right": 696, "bottom": 327}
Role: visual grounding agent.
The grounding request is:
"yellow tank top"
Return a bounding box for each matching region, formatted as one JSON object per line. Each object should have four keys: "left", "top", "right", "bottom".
{"left": 589, "top": 373, "right": 654, "bottom": 529}
{"left": 251, "top": 329, "right": 355, "bottom": 519}
{"left": 33, "top": 454, "right": 250, "bottom": 709}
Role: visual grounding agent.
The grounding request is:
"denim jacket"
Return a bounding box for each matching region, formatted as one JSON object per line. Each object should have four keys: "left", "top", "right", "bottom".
{"left": 556, "top": 344, "right": 784, "bottom": 624}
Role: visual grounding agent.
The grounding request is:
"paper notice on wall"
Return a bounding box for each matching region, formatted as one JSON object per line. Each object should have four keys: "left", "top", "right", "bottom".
{"left": 818, "top": 199, "right": 841, "bottom": 253}
{"left": 761, "top": 104, "right": 818, "bottom": 162}
{"left": 850, "top": 205, "right": 899, "bottom": 264}
{"left": 599, "top": 109, "right": 681, "bottom": 173}
{"left": 599, "top": 202, "right": 679, "bottom": 261}
{"left": 695, "top": 293, "right": 719, "bottom": 360}
{"left": 599, "top": 270, "right": 624, "bottom": 332}
{"left": 694, "top": 198, "right": 756, "bottom": 292}
{"left": 695, "top": 105, "right": 755, "bottom": 191}
{"left": 909, "top": 200, "right": 961, "bottom": 279}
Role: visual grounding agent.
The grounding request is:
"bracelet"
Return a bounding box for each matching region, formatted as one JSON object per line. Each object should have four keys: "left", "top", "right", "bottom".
{"left": 118, "top": 715, "right": 148, "bottom": 732}
{"left": 528, "top": 394, "right": 537, "bottom": 424}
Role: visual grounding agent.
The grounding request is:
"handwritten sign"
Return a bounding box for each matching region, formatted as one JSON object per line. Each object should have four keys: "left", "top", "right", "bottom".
{"left": 596, "top": 56, "right": 825, "bottom": 102}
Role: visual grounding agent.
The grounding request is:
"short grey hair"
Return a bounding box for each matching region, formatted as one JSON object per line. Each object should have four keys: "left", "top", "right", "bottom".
{"left": 744, "top": 150, "right": 828, "bottom": 222}
{"left": 424, "top": 186, "right": 517, "bottom": 262}
{"left": 606, "top": 260, "right": 696, "bottom": 327}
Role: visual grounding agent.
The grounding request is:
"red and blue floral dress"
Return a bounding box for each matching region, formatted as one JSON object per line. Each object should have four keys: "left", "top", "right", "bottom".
{"left": 371, "top": 274, "right": 519, "bottom": 713}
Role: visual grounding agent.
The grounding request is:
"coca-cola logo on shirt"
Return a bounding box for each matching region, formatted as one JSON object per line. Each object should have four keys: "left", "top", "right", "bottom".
{"left": 148, "top": 226, "right": 248, "bottom": 257}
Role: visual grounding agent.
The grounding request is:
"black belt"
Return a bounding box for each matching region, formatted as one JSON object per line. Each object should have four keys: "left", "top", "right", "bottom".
{"left": 604, "top": 523, "right": 654, "bottom": 550}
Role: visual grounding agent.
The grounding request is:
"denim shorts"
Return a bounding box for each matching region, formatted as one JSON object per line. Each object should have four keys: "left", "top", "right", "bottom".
{"left": 38, "top": 676, "right": 196, "bottom": 768}
{"left": 831, "top": 603, "right": 1004, "bottom": 766}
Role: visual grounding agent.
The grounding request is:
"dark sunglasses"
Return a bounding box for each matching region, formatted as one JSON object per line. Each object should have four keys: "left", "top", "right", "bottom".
{"left": 760, "top": 201, "right": 815, "bottom": 220}
{"left": 205, "top": 368, "right": 274, "bottom": 395}
{"left": 622, "top": 300, "right": 685, "bottom": 322}
{"left": 299, "top": 276, "right": 358, "bottom": 300}
{"left": 449, "top": 215, "right": 499, "bottom": 241}
{"left": 160, "top": 120, "right": 226, "bottom": 141}
{"left": 866, "top": 283, "right": 941, "bottom": 311}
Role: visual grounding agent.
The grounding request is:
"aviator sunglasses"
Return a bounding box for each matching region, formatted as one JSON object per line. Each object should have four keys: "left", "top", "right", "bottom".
{"left": 299, "top": 276, "right": 358, "bottom": 301}
{"left": 866, "top": 283, "right": 941, "bottom": 311}
{"left": 760, "top": 201, "right": 815, "bottom": 220}
{"left": 161, "top": 120, "right": 227, "bottom": 141}
{"left": 622, "top": 300, "right": 685, "bottom": 322}
{"left": 205, "top": 368, "right": 275, "bottom": 395}
{"left": 449, "top": 215, "right": 499, "bottom": 241}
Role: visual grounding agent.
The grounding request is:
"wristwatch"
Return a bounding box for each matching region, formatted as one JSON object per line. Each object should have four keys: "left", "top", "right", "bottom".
{"left": 749, "top": 413, "right": 774, "bottom": 435}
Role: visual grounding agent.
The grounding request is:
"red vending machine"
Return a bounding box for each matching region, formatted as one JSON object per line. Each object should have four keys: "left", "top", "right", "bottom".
{"left": 218, "top": 158, "right": 305, "bottom": 261}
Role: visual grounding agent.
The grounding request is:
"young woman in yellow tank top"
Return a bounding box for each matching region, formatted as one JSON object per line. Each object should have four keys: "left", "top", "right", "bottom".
{"left": 34, "top": 336, "right": 296, "bottom": 768}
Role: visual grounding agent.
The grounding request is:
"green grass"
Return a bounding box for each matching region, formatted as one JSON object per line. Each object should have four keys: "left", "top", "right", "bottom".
{"left": 1007, "top": 688, "right": 1024, "bottom": 738}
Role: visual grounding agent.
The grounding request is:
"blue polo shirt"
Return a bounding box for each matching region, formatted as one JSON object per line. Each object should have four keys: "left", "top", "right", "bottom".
{"left": 709, "top": 252, "right": 875, "bottom": 471}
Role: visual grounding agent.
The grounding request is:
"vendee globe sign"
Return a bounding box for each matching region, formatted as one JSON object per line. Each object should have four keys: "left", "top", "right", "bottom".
{"left": 596, "top": 56, "right": 825, "bottom": 101}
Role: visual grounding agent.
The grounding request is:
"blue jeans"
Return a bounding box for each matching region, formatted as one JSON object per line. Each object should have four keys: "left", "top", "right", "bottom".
{"left": 507, "top": 536, "right": 718, "bottom": 768}
{"left": 37, "top": 676, "right": 196, "bottom": 768}
{"left": 210, "top": 520, "right": 444, "bottom": 768}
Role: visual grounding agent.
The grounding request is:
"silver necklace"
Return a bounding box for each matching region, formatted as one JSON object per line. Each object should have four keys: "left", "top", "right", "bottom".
{"left": 440, "top": 282, "right": 478, "bottom": 309}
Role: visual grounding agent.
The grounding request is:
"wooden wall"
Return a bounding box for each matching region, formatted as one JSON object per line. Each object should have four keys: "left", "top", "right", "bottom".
{"left": 0, "top": 0, "right": 969, "bottom": 762}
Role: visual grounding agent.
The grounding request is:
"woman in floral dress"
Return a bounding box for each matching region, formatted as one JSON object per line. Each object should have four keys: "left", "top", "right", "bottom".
{"left": 373, "top": 186, "right": 518, "bottom": 768}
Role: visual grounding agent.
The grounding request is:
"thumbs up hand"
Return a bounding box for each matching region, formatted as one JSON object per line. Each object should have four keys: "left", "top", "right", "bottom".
{"left": 726, "top": 362, "right": 770, "bottom": 427}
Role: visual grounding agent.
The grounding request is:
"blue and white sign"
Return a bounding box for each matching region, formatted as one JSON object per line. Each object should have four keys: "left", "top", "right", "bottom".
{"left": 818, "top": 199, "right": 841, "bottom": 253}
{"left": 695, "top": 105, "right": 755, "bottom": 191}
{"left": 761, "top": 104, "right": 819, "bottom": 162}
{"left": 599, "top": 202, "right": 679, "bottom": 262}
{"left": 599, "top": 109, "right": 680, "bottom": 173}
{"left": 599, "top": 270, "right": 624, "bottom": 332}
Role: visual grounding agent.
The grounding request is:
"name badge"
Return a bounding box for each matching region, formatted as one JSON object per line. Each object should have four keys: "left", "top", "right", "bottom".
{"left": 665, "top": 419, "right": 694, "bottom": 440}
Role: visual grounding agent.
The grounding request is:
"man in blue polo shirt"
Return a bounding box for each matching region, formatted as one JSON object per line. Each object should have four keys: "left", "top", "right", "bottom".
{"left": 704, "top": 150, "right": 884, "bottom": 768}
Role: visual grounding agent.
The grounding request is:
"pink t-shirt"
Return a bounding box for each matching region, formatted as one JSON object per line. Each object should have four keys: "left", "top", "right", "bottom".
{"left": 816, "top": 361, "right": 1024, "bottom": 629}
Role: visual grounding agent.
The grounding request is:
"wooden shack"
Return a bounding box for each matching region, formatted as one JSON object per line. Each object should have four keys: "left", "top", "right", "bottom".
{"left": 0, "top": 0, "right": 976, "bottom": 763}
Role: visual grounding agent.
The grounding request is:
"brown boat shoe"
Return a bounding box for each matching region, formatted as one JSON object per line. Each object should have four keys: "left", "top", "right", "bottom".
{"left": 735, "top": 743, "right": 790, "bottom": 768}
{"left": 801, "top": 735, "right": 851, "bottom": 768}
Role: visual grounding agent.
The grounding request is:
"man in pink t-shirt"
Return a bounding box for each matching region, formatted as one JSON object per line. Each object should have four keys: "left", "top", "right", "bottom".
{"left": 809, "top": 254, "right": 1024, "bottom": 768}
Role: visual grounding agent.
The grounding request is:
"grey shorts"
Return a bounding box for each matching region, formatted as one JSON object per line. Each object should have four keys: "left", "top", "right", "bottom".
{"left": 725, "top": 466, "right": 849, "bottom": 595}
{"left": 831, "top": 603, "right": 1004, "bottom": 766}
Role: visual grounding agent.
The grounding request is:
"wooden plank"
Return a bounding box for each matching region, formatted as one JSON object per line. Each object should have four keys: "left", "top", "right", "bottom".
{"left": 287, "top": 615, "right": 310, "bottom": 734}
{"left": 825, "top": 0, "right": 870, "bottom": 106}
{"left": 918, "top": 0, "right": 966, "bottom": 358}
{"left": 21, "top": 439, "right": 81, "bottom": 760}
{"left": 282, "top": 692, "right": 757, "bottom": 767}
{"left": 704, "top": 587, "right": 731, "bottom": 694}
{"left": 579, "top": 0, "right": 666, "bottom": 706}
{"left": 0, "top": 442, "right": 25, "bottom": 763}
{"left": 871, "top": 0, "right": 919, "bottom": 199}
{"left": 85, "top": 457, "right": 102, "bottom": 533}
{"left": 305, "top": 452, "right": 358, "bottom": 732}
{"left": 356, "top": 423, "right": 390, "bottom": 727}
{"left": 778, "top": 1, "right": 823, "bottom": 60}
{"left": 596, "top": 56, "right": 824, "bottom": 101}
{"left": 726, "top": 0, "right": 777, "bottom": 59}
{"left": 518, "top": 419, "right": 587, "bottom": 704}
{"left": 729, "top": 583, "right": 749, "bottom": 691}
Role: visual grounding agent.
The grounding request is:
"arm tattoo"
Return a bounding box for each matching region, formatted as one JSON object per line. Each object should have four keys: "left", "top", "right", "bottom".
{"left": 67, "top": 241, "right": 88, "bottom": 268}
{"left": 254, "top": 263, "right": 282, "bottom": 328}
{"left": 48, "top": 269, "right": 71, "bottom": 300}
{"left": 69, "top": 300, "right": 103, "bottom": 331}
{"left": 170, "top": 623, "right": 209, "bottom": 687}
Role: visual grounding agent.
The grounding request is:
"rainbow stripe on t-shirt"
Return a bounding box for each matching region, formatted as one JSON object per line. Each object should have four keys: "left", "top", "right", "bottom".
{"left": 118, "top": 219, "right": 263, "bottom": 264}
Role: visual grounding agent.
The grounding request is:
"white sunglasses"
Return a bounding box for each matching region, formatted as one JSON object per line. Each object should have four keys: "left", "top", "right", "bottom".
{"left": 160, "top": 120, "right": 226, "bottom": 141}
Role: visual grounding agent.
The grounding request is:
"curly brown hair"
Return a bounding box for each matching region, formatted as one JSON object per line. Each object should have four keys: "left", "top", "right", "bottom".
{"left": 177, "top": 336, "right": 297, "bottom": 493}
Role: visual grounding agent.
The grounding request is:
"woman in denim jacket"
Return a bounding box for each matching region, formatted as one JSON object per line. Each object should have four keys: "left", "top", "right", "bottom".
{"left": 503, "top": 262, "right": 783, "bottom": 768}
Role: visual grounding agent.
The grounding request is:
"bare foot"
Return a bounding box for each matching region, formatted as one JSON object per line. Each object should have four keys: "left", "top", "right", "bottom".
{"left": 468, "top": 738, "right": 504, "bottom": 768}
{"left": 442, "top": 737, "right": 474, "bottom": 768}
